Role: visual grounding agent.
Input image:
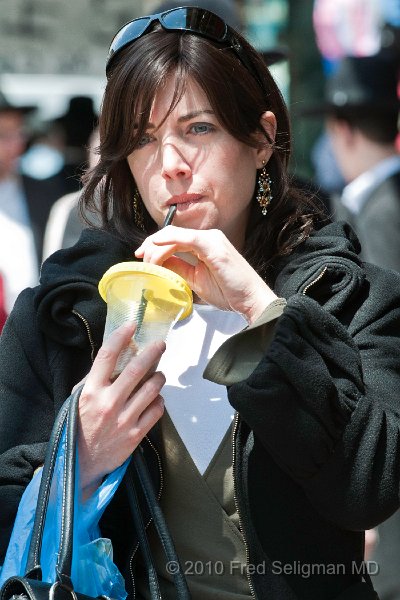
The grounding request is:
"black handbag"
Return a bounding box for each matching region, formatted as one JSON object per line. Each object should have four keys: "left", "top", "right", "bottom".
{"left": 0, "top": 386, "right": 190, "bottom": 600}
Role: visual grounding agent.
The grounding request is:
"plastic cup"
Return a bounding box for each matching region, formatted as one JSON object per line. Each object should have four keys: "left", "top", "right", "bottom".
{"left": 98, "top": 262, "right": 192, "bottom": 377}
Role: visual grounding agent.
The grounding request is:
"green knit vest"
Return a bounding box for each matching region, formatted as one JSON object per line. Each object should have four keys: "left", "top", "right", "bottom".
{"left": 135, "top": 410, "right": 252, "bottom": 599}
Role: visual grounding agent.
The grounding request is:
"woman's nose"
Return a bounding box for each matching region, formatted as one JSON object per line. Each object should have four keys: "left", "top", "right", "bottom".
{"left": 161, "top": 143, "right": 191, "bottom": 181}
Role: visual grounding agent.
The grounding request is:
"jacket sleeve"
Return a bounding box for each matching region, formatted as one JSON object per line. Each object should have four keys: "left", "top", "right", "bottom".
{"left": 207, "top": 265, "right": 400, "bottom": 531}
{"left": 0, "top": 289, "right": 55, "bottom": 562}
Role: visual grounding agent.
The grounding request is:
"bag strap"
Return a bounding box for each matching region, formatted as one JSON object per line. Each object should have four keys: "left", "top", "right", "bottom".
{"left": 25, "top": 398, "right": 70, "bottom": 578}
{"left": 125, "top": 462, "right": 161, "bottom": 599}
{"left": 25, "top": 385, "right": 84, "bottom": 587}
{"left": 56, "top": 385, "right": 81, "bottom": 588}
{"left": 24, "top": 383, "right": 188, "bottom": 598}
{"left": 131, "top": 446, "right": 191, "bottom": 600}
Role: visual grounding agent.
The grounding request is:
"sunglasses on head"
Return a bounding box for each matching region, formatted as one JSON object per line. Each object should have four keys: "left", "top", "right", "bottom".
{"left": 106, "top": 6, "right": 263, "bottom": 88}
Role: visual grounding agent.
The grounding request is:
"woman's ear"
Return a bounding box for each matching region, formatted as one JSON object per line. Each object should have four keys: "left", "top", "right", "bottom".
{"left": 256, "top": 111, "right": 277, "bottom": 167}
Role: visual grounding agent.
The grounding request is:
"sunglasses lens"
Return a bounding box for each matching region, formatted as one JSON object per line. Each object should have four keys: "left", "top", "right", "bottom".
{"left": 162, "top": 8, "right": 226, "bottom": 40}
{"left": 109, "top": 17, "right": 151, "bottom": 58}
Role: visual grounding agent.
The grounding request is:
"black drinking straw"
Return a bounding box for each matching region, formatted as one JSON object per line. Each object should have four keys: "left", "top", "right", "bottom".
{"left": 135, "top": 206, "right": 176, "bottom": 338}
{"left": 135, "top": 288, "right": 150, "bottom": 337}
{"left": 163, "top": 204, "right": 177, "bottom": 227}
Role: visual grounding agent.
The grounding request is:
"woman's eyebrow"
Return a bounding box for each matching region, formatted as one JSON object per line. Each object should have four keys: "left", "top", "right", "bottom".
{"left": 177, "top": 109, "right": 215, "bottom": 123}
{"left": 141, "top": 109, "right": 215, "bottom": 130}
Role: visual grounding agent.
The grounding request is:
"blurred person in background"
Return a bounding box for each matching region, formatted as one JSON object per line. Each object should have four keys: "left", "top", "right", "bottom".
{"left": 0, "top": 91, "right": 66, "bottom": 313}
{"left": 20, "top": 122, "right": 67, "bottom": 183}
{"left": 301, "top": 53, "right": 400, "bottom": 272}
{"left": 326, "top": 54, "right": 400, "bottom": 272}
{"left": 23, "top": 97, "right": 99, "bottom": 198}
{"left": 42, "top": 126, "right": 101, "bottom": 259}
{"left": 310, "top": 131, "right": 346, "bottom": 200}
{"left": 52, "top": 96, "right": 98, "bottom": 193}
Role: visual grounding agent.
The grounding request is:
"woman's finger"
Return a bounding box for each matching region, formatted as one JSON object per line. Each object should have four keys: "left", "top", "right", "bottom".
{"left": 129, "top": 394, "right": 165, "bottom": 444}
{"left": 121, "top": 370, "right": 166, "bottom": 422}
{"left": 159, "top": 255, "right": 196, "bottom": 286}
{"left": 135, "top": 226, "right": 206, "bottom": 260}
{"left": 83, "top": 322, "right": 137, "bottom": 389}
{"left": 111, "top": 339, "right": 166, "bottom": 400}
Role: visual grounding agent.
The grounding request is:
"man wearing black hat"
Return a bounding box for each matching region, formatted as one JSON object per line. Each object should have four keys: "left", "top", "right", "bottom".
{"left": 0, "top": 91, "right": 66, "bottom": 315}
{"left": 304, "top": 53, "right": 400, "bottom": 272}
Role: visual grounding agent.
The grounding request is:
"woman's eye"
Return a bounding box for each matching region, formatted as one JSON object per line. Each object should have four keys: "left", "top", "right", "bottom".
{"left": 137, "top": 133, "right": 154, "bottom": 147}
{"left": 189, "top": 123, "right": 215, "bottom": 135}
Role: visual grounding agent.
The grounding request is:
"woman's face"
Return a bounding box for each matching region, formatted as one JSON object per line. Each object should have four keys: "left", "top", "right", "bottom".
{"left": 127, "top": 74, "right": 273, "bottom": 250}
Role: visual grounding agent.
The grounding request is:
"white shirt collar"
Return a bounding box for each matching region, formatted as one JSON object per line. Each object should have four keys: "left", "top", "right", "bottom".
{"left": 341, "top": 155, "right": 400, "bottom": 215}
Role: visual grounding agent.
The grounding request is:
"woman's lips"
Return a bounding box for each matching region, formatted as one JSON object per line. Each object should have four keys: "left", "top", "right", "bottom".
{"left": 168, "top": 194, "right": 203, "bottom": 210}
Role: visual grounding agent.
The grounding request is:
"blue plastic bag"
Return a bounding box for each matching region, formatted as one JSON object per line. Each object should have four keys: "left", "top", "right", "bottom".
{"left": 0, "top": 426, "right": 129, "bottom": 600}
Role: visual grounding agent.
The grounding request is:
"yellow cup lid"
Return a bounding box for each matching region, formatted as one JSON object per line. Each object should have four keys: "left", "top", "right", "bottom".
{"left": 98, "top": 261, "right": 193, "bottom": 320}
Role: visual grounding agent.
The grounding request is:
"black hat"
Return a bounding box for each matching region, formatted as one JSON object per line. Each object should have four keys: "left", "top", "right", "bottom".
{"left": 152, "top": 0, "right": 288, "bottom": 66}
{"left": 55, "top": 96, "right": 97, "bottom": 127}
{"left": 301, "top": 54, "right": 400, "bottom": 117}
{"left": 54, "top": 96, "right": 98, "bottom": 147}
{"left": 0, "top": 90, "right": 36, "bottom": 115}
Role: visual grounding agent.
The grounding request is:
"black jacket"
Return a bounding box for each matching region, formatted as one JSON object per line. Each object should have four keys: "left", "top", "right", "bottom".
{"left": 1, "top": 221, "right": 400, "bottom": 599}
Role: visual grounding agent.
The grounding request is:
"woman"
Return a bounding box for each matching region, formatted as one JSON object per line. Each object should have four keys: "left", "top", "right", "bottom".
{"left": 0, "top": 7, "right": 399, "bottom": 600}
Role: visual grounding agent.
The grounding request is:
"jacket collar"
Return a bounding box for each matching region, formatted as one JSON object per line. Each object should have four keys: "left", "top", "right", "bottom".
{"left": 35, "top": 228, "right": 133, "bottom": 350}
{"left": 34, "top": 221, "right": 363, "bottom": 350}
{"left": 273, "top": 221, "right": 362, "bottom": 299}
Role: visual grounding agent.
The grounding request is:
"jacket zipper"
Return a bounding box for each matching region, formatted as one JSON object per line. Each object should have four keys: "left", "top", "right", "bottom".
{"left": 302, "top": 266, "right": 328, "bottom": 296}
{"left": 232, "top": 266, "right": 328, "bottom": 600}
{"left": 128, "top": 436, "right": 164, "bottom": 599}
{"left": 71, "top": 309, "right": 96, "bottom": 362}
{"left": 232, "top": 412, "right": 256, "bottom": 599}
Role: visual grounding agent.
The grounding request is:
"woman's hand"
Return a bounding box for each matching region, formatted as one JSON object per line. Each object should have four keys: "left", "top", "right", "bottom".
{"left": 77, "top": 323, "right": 166, "bottom": 500}
{"left": 135, "top": 226, "right": 278, "bottom": 324}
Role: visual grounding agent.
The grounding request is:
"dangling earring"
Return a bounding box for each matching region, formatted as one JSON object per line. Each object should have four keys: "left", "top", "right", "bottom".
{"left": 133, "top": 189, "right": 145, "bottom": 231}
{"left": 256, "top": 163, "right": 273, "bottom": 216}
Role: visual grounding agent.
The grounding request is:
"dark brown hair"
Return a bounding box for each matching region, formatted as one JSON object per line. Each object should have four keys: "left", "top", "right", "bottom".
{"left": 81, "top": 22, "right": 326, "bottom": 280}
{"left": 332, "top": 107, "right": 399, "bottom": 145}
